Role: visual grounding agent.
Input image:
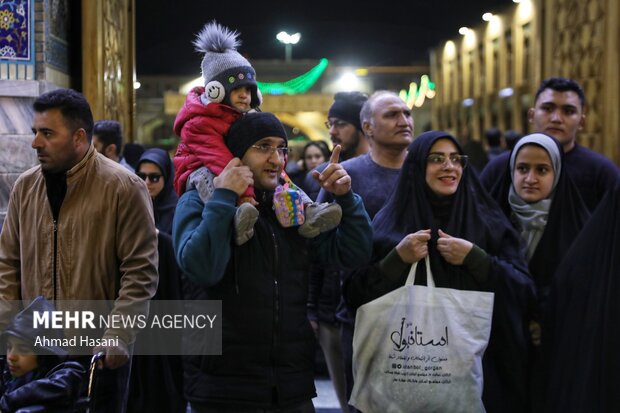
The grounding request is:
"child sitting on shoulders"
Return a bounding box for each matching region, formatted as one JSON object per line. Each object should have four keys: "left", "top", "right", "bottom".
{"left": 173, "top": 20, "right": 341, "bottom": 245}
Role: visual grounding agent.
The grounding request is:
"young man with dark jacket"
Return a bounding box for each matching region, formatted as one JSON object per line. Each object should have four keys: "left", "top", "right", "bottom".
{"left": 173, "top": 112, "right": 372, "bottom": 413}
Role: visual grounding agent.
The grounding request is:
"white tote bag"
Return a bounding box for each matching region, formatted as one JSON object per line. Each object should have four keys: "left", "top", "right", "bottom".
{"left": 350, "top": 258, "right": 494, "bottom": 413}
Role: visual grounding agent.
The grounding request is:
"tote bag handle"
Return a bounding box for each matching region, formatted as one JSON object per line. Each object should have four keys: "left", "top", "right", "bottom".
{"left": 404, "top": 257, "right": 434, "bottom": 287}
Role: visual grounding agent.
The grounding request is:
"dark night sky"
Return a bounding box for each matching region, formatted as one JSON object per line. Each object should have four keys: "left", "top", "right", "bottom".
{"left": 136, "top": 1, "right": 513, "bottom": 76}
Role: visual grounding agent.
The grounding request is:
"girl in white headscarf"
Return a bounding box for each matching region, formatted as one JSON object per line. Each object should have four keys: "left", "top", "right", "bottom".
{"left": 489, "top": 133, "right": 589, "bottom": 295}
{"left": 488, "top": 132, "right": 590, "bottom": 412}
{"left": 508, "top": 133, "right": 562, "bottom": 260}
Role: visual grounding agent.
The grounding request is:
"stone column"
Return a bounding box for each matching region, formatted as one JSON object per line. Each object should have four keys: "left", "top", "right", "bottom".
{"left": 82, "top": 0, "right": 136, "bottom": 141}
{"left": 0, "top": 0, "right": 60, "bottom": 228}
{"left": 0, "top": 85, "right": 39, "bottom": 228}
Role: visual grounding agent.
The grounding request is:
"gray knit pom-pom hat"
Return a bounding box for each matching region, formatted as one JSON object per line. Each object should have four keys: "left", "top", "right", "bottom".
{"left": 193, "top": 20, "right": 261, "bottom": 108}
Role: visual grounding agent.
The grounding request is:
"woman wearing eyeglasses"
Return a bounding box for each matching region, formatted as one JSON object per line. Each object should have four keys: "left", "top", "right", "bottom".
{"left": 136, "top": 148, "right": 179, "bottom": 235}
{"left": 344, "top": 131, "right": 535, "bottom": 413}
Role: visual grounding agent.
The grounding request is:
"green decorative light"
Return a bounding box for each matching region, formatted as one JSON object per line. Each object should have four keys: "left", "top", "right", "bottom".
{"left": 257, "top": 58, "right": 329, "bottom": 95}
{"left": 399, "top": 75, "right": 436, "bottom": 108}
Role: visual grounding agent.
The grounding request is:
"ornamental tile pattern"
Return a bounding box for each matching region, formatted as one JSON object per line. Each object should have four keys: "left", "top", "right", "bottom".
{"left": 0, "top": 0, "right": 30, "bottom": 60}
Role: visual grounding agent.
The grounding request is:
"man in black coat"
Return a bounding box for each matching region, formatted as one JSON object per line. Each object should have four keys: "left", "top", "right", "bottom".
{"left": 480, "top": 77, "right": 619, "bottom": 212}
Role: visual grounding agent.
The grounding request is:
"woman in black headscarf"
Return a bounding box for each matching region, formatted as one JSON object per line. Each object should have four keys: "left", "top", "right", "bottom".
{"left": 344, "top": 131, "right": 535, "bottom": 413}
{"left": 543, "top": 182, "right": 620, "bottom": 413}
{"left": 130, "top": 148, "right": 185, "bottom": 413}
{"left": 136, "top": 148, "right": 179, "bottom": 235}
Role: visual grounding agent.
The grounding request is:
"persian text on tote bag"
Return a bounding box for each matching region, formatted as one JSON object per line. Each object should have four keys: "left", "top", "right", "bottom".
{"left": 350, "top": 257, "right": 494, "bottom": 413}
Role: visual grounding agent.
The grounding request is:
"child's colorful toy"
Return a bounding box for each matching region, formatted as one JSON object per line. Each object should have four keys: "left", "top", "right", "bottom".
{"left": 273, "top": 183, "right": 305, "bottom": 227}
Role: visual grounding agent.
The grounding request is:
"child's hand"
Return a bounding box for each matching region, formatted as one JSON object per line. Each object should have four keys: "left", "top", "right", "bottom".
{"left": 214, "top": 158, "right": 254, "bottom": 196}
{"left": 311, "top": 145, "right": 351, "bottom": 196}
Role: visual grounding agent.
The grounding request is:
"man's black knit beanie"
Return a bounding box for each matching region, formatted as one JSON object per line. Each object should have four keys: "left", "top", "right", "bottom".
{"left": 327, "top": 91, "right": 368, "bottom": 131}
{"left": 225, "top": 112, "right": 288, "bottom": 158}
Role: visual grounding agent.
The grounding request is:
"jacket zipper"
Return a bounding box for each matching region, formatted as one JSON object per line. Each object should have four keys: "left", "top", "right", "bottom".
{"left": 53, "top": 219, "right": 58, "bottom": 301}
{"left": 268, "top": 218, "right": 281, "bottom": 400}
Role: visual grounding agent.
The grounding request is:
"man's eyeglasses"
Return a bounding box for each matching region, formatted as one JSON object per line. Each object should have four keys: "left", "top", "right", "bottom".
{"left": 137, "top": 172, "right": 163, "bottom": 183}
{"left": 250, "top": 144, "right": 288, "bottom": 157}
{"left": 324, "top": 120, "right": 349, "bottom": 130}
{"left": 427, "top": 154, "right": 468, "bottom": 168}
